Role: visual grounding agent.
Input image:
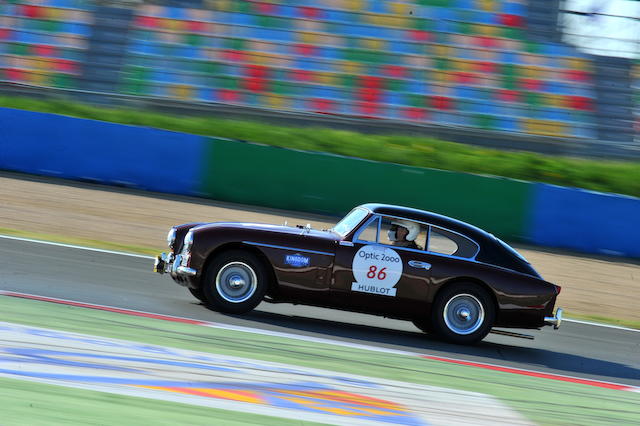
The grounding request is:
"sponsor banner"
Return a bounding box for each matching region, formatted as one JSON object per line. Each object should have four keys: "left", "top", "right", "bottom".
{"left": 0, "top": 322, "right": 530, "bottom": 425}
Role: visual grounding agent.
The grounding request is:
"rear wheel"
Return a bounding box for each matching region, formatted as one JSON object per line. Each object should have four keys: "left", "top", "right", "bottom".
{"left": 431, "top": 283, "right": 494, "bottom": 344}
{"left": 202, "top": 250, "right": 269, "bottom": 314}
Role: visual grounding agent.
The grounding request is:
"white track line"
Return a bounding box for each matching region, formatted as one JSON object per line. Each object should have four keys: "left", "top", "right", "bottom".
{"left": 0, "top": 234, "right": 154, "bottom": 259}
{"left": 2, "top": 234, "right": 638, "bottom": 333}
{"left": 559, "top": 318, "right": 640, "bottom": 332}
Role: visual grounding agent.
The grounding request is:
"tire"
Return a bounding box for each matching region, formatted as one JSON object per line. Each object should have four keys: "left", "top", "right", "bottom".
{"left": 202, "top": 250, "right": 269, "bottom": 314}
{"left": 188, "top": 287, "right": 206, "bottom": 303}
{"left": 411, "top": 318, "right": 433, "bottom": 334}
{"left": 431, "top": 282, "right": 495, "bottom": 344}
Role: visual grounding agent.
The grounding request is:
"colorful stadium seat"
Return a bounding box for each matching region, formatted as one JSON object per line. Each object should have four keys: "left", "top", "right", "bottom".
{"left": 0, "top": 0, "right": 93, "bottom": 90}
{"left": 117, "top": 0, "right": 598, "bottom": 138}
{"left": 1, "top": 0, "right": 601, "bottom": 139}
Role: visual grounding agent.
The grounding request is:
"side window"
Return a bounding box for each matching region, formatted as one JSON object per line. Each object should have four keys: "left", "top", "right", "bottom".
{"left": 380, "top": 216, "right": 427, "bottom": 251}
{"left": 428, "top": 227, "right": 478, "bottom": 258}
{"left": 355, "top": 217, "right": 379, "bottom": 243}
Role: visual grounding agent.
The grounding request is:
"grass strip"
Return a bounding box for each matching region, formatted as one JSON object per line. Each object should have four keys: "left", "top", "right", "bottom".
{"left": 1, "top": 295, "right": 639, "bottom": 425}
{"left": 0, "top": 376, "right": 325, "bottom": 426}
{"left": 2, "top": 95, "right": 639, "bottom": 198}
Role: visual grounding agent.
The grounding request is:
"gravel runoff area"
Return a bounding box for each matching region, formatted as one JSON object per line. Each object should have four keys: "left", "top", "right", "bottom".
{"left": 1, "top": 171, "right": 638, "bottom": 324}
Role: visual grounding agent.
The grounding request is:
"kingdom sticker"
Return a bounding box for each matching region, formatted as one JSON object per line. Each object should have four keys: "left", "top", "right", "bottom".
{"left": 285, "top": 253, "right": 310, "bottom": 268}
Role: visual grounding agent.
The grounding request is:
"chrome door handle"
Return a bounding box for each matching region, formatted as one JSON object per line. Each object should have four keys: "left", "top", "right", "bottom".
{"left": 408, "top": 260, "right": 431, "bottom": 270}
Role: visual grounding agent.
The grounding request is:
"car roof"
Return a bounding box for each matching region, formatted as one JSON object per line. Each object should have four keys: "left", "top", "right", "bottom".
{"left": 359, "top": 203, "right": 493, "bottom": 243}
{"left": 358, "top": 203, "right": 540, "bottom": 277}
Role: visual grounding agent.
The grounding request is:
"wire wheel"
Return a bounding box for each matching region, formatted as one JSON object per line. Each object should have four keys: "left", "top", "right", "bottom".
{"left": 432, "top": 283, "right": 494, "bottom": 344}
{"left": 443, "top": 293, "right": 485, "bottom": 335}
{"left": 215, "top": 262, "right": 258, "bottom": 303}
{"left": 203, "top": 250, "right": 269, "bottom": 314}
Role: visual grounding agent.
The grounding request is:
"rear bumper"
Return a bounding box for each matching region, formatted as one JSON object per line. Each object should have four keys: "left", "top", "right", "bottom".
{"left": 544, "top": 307, "right": 563, "bottom": 330}
{"left": 154, "top": 252, "right": 197, "bottom": 278}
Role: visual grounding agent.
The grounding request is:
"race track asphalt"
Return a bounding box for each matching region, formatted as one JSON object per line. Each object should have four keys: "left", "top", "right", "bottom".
{"left": 1, "top": 237, "right": 638, "bottom": 388}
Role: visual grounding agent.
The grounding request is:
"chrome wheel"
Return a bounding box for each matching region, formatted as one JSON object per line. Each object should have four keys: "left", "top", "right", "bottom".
{"left": 443, "top": 293, "right": 485, "bottom": 335}
{"left": 215, "top": 262, "right": 257, "bottom": 303}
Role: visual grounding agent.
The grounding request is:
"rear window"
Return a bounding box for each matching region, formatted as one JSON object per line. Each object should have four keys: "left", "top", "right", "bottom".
{"left": 428, "top": 227, "right": 479, "bottom": 259}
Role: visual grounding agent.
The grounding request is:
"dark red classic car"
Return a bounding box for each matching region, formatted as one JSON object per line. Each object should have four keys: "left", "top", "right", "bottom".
{"left": 154, "top": 203, "right": 562, "bottom": 344}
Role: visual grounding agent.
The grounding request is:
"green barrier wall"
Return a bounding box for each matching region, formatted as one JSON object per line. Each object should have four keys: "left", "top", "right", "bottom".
{"left": 202, "top": 138, "right": 533, "bottom": 240}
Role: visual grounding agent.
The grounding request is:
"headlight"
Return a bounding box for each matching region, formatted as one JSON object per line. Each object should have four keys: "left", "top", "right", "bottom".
{"left": 167, "top": 227, "right": 177, "bottom": 249}
{"left": 182, "top": 230, "right": 194, "bottom": 253}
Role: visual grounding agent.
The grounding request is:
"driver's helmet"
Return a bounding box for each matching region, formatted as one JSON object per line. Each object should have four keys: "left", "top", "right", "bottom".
{"left": 388, "top": 219, "right": 420, "bottom": 242}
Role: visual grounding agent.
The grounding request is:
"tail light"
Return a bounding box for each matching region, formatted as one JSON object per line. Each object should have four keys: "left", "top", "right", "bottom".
{"left": 555, "top": 285, "right": 562, "bottom": 295}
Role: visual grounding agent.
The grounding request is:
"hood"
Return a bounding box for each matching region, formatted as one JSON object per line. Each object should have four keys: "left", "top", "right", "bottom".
{"left": 192, "top": 222, "right": 339, "bottom": 241}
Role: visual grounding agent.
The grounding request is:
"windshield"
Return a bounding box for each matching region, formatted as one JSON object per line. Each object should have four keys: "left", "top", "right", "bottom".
{"left": 332, "top": 208, "right": 369, "bottom": 237}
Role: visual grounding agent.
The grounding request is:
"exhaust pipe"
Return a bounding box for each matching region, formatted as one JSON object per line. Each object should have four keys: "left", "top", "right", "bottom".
{"left": 544, "top": 308, "right": 563, "bottom": 330}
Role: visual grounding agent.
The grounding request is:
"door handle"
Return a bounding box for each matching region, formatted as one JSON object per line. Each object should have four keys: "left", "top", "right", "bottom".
{"left": 408, "top": 260, "right": 431, "bottom": 270}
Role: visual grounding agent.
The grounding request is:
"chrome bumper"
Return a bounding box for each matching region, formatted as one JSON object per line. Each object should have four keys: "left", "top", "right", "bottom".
{"left": 154, "top": 252, "right": 196, "bottom": 277}
{"left": 544, "top": 307, "right": 563, "bottom": 330}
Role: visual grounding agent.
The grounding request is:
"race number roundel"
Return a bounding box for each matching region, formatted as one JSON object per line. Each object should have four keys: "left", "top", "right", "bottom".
{"left": 351, "top": 245, "right": 403, "bottom": 297}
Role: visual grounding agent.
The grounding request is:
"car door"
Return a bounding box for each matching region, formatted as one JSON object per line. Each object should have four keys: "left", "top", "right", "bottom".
{"left": 331, "top": 215, "right": 435, "bottom": 318}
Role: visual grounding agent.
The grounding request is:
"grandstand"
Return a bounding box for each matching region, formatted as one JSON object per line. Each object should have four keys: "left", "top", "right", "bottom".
{"left": 0, "top": 0, "right": 637, "bottom": 152}
{"left": 0, "top": 0, "right": 93, "bottom": 90}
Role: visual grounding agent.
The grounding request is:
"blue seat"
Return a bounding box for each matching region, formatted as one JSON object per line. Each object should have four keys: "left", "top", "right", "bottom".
{"left": 277, "top": 5, "right": 296, "bottom": 18}
{"left": 174, "top": 45, "right": 194, "bottom": 59}
{"left": 294, "top": 57, "right": 315, "bottom": 71}
{"left": 385, "top": 91, "right": 404, "bottom": 106}
{"left": 453, "top": 0, "right": 475, "bottom": 9}
{"left": 407, "top": 80, "right": 429, "bottom": 95}
{"left": 502, "top": 2, "right": 526, "bottom": 15}
{"left": 324, "top": 9, "right": 351, "bottom": 23}
{"left": 230, "top": 12, "right": 254, "bottom": 26}
{"left": 164, "top": 7, "right": 186, "bottom": 20}
{"left": 495, "top": 116, "right": 521, "bottom": 132}
{"left": 499, "top": 51, "right": 518, "bottom": 64}
{"left": 195, "top": 86, "right": 212, "bottom": 101}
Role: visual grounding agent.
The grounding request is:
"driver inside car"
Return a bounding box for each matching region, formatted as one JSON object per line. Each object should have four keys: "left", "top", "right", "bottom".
{"left": 387, "top": 219, "right": 422, "bottom": 250}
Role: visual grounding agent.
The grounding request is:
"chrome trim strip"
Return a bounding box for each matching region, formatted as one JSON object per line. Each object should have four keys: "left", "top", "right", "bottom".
{"left": 177, "top": 266, "right": 197, "bottom": 276}
{"left": 408, "top": 260, "right": 432, "bottom": 270}
{"left": 243, "top": 241, "right": 335, "bottom": 257}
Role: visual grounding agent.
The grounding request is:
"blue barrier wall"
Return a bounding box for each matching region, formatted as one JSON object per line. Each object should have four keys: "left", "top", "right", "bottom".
{"left": 528, "top": 184, "right": 640, "bottom": 258}
{"left": 0, "top": 108, "right": 204, "bottom": 196}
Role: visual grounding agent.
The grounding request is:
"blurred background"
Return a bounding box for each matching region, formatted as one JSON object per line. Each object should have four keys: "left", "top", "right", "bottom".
{"left": 0, "top": 0, "right": 637, "bottom": 158}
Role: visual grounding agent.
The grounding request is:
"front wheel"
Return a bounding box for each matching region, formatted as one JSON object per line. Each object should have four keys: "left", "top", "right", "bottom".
{"left": 431, "top": 283, "right": 494, "bottom": 344}
{"left": 188, "top": 287, "right": 206, "bottom": 303}
{"left": 202, "top": 250, "right": 269, "bottom": 314}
